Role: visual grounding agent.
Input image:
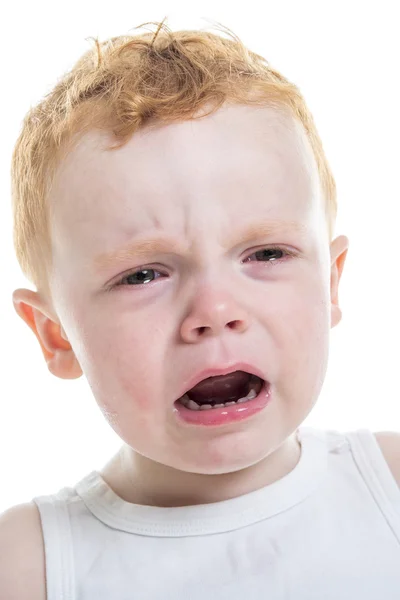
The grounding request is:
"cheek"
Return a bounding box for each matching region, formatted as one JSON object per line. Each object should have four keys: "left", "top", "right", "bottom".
{"left": 280, "top": 282, "right": 331, "bottom": 391}
{"left": 76, "top": 310, "right": 170, "bottom": 409}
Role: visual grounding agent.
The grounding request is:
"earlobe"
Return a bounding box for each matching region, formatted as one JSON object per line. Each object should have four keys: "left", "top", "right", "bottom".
{"left": 12, "top": 288, "right": 83, "bottom": 380}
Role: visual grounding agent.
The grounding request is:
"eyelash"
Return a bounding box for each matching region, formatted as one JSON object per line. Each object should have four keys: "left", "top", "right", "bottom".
{"left": 108, "top": 246, "right": 296, "bottom": 291}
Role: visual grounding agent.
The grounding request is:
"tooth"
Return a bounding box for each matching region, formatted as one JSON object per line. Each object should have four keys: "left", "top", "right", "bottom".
{"left": 179, "top": 382, "right": 260, "bottom": 411}
{"left": 187, "top": 399, "right": 200, "bottom": 410}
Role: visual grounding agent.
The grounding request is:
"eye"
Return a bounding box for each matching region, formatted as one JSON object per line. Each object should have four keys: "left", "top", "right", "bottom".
{"left": 112, "top": 267, "right": 164, "bottom": 289}
{"left": 107, "top": 247, "right": 295, "bottom": 291}
{"left": 243, "top": 246, "right": 294, "bottom": 264}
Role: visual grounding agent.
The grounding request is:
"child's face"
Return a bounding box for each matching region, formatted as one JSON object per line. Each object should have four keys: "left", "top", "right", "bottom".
{"left": 45, "top": 104, "right": 347, "bottom": 475}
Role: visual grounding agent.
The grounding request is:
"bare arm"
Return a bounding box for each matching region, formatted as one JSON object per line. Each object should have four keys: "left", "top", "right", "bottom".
{"left": 0, "top": 502, "right": 46, "bottom": 600}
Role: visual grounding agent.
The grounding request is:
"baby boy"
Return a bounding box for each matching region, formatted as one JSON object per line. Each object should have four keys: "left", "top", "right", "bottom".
{"left": 1, "top": 19, "right": 400, "bottom": 600}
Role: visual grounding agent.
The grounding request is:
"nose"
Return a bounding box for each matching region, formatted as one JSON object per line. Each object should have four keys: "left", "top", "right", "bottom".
{"left": 179, "top": 286, "right": 251, "bottom": 343}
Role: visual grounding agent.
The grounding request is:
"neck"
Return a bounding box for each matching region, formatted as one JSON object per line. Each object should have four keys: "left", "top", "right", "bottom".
{"left": 100, "top": 432, "right": 302, "bottom": 508}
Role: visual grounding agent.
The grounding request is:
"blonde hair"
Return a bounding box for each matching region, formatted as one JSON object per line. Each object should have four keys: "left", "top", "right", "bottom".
{"left": 11, "top": 18, "right": 337, "bottom": 296}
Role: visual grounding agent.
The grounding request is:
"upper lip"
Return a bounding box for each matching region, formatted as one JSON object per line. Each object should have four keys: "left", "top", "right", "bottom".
{"left": 176, "top": 362, "right": 266, "bottom": 400}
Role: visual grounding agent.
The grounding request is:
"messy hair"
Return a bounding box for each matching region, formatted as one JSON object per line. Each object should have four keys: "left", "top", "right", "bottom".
{"left": 11, "top": 18, "right": 337, "bottom": 296}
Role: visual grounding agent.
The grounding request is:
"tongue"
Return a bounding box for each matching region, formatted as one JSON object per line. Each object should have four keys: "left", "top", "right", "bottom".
{"left": 187, "top": 371, "right": 251, "bottom": 403}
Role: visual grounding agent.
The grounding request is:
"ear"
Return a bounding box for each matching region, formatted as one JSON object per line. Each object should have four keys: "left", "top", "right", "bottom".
{"left": 12, "top": 288, "right": 83, "bottom": 379}
{"left": 330, "top": 235, "right": 349, "bottom": 328}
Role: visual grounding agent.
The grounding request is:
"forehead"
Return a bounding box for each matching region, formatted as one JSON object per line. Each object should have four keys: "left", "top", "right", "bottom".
{"left": 49, "top": 104, "right": 322, "bottom": 263}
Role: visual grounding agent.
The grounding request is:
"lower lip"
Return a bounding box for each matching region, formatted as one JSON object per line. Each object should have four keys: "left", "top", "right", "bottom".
{"left": 173, "top": 381, "right": 272, "bottom": 427}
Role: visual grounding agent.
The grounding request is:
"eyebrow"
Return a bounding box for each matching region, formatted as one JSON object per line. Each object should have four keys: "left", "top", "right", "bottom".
{"left": 94, "top": 220, "right": 306, "bottom": 270}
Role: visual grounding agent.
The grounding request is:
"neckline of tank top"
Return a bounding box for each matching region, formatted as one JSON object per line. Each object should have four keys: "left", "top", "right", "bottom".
{"left": 73, "top": 426, "right": 329, "bottom": 537}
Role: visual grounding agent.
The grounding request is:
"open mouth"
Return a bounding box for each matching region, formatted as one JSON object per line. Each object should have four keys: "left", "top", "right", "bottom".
{"left": 176, "top": 371, "right": 264, "bottom": 411}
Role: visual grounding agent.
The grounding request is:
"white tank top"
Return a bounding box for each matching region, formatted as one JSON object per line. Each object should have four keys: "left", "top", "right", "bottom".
{"left": 33, "top": 427, "right": 400, "bottom": 599}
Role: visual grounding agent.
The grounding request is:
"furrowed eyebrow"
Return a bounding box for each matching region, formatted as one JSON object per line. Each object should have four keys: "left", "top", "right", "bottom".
{"left": 94, "top": 220, "right": 306, "bottom": 270}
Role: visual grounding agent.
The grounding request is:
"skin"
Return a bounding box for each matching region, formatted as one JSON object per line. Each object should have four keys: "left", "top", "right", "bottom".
{"left": 13, "top": 103, "right": 349, "bottom": 507}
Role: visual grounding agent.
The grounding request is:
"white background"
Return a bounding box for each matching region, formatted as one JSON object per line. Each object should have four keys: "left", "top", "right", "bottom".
{"left": 1, "top": 0, "right": 399, "bottom": 512}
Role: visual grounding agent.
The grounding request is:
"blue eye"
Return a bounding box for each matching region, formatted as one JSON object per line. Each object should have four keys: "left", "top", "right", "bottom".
{"left": 117, "top": 268, "right": 163, "bottom": 287}
{"left": 109, "top": 246, "right": 293, "bottom": 291}
{"left": 245, "top": 247, "right": 288, "bottom": 263}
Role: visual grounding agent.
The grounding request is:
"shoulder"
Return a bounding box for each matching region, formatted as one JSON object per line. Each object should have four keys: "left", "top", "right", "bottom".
{"left": 374, "top": 431, "right": 400, "bottom": 486}
{"left": 0, "top": 501, "right": 46, "bottom": 600}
